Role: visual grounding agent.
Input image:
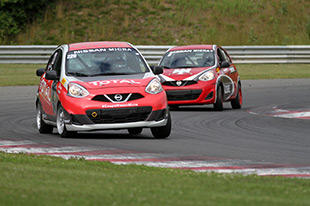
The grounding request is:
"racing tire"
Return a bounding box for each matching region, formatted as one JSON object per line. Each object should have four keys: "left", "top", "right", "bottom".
{"left": 151, "top": 112, "right": 171, "bottom": 139}
{"left": 231, "top": 83, "right": 242, "bottom": 109}
{"left": 36, "top": 103, "right": 53, "bottom": 134}
{"left": 56, "top": 105, "right": 76, "bottom": 138}
{"left": 128, "top": 128, "right": 143, "bottom": 135}
{"left": 213, "top": 85, "right": 224, "bottom": 111}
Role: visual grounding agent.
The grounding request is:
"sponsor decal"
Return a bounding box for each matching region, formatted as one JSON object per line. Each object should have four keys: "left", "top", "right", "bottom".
{"left": 90, "top": 79, "right": 141, "bottom": 86}
{"left": 168, "top": 49, "right": 212, "bottom": 56}
{"left": 72, "top": 48, "right": 132, "bottom": 55}
{"left": 102, "top": 103, "right": 138, "bottom": 108}
{"left": 61, "top": 78, "right": 66, "bottom": 85}
{"left": 172, "top": 68, "right": 192, "bottom": 75}
{"left": 229, "top": 67, "right": 235, "bottom": 73}
{"left": 67, "top": 54, "right": 77, "bottom": 59}
{"left": 91, "top": 112, "right": 98, "bottom": 118}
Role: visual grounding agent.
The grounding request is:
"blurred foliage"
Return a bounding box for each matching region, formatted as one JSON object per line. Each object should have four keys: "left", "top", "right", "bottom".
{"left": 1, "top": 0, "right": 310, "bottom": 45}
{"left": 0, "top": 0, "right": 52, "bottom": 43}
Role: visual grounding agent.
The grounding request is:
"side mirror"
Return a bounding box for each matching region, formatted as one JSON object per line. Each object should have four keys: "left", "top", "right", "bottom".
{"left": 152, "top": 66, "right": 163, "bottom": 75}
{"left": 36, "top": 68, "right": 45, "bottom": 77}
{"left": 220, "top": 61, "right": 230, "bottom": 68}
{"left": 45, "top": 70, "right": 58, "bottom": 80}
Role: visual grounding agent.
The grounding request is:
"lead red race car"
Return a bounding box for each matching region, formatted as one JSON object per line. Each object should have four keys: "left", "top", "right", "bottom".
{"left": 36, "top": 41, "right": 171, "bottom": 138}
{"left": 158, "top": 45, "right": 242, "bottom": 110}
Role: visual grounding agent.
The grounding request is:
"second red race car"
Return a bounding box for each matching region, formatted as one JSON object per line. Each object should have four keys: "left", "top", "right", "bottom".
{"left": 36, "top": 41, "right": 171, "bottom": 138}
{"left": 158, "top": 45, "right": 242, "bottom": 110}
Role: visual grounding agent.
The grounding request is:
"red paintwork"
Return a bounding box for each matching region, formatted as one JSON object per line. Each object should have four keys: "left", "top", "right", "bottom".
{"left": 58, "top": 78, "right": 167, "bottom": 115}
{"left": 38, "top": 77, "right": 167, "bottom": 116}
{"left": 68, "top": 41, "right": 131, "bottom": 51}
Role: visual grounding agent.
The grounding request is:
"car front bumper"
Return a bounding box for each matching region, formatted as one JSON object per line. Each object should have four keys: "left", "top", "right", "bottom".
{"left": 66, "top": 118, "right": 168, "bottom": 131}
{"left": 163, "top": 81, "right": 217, "bottom": 105}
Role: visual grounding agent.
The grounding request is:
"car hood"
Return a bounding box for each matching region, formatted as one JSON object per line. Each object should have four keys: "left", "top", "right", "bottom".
{"left": 68, "top": 73, "right": 155, "bottom": 89}
{"left": 161, "top": 66, "right": 214, "bottom": 81}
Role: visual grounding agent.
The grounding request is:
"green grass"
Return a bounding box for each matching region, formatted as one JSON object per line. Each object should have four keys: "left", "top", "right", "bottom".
{"left": 0, "top": 64, "right": 310, "bottom": 86}
{"left": 237, "top": 64, "right": 310, "bottom": 79}
{"left": 2, "top": 0, "right": 309, "bottom": 45}
{"left": 0, "top": 152, "right": 309, "bottom": 205}
{"left": 0, "top": 64, "right": 44, "bottom": 86}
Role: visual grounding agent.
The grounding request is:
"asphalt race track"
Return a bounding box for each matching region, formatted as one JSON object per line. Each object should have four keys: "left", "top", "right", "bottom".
{"left": 1, "top": 79, "right": 310, "bottom": 177}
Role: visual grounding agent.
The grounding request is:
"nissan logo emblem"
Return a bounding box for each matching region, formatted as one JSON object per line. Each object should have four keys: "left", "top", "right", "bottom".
{"left": 114, "top": 94, "right": 123, "bottom": 101}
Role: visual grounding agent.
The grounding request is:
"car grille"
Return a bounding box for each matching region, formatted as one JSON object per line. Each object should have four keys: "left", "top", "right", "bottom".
{"left": 92, "top": 93, "right": 144, "bottom": 102}
{"left": 162, "top": 80, "right": 197, "bottom": 87}
{"left": 86, "top": 106, "right": 152, "bottom": 124}
{"left": 166, "top": 90, "right": 202, "bottom": 101}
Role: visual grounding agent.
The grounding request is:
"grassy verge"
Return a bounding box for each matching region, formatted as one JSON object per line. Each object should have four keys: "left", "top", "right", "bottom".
{"left": 0, "top": 152, "right": 309, "bottom": 205}
{"left": 237, "top": 64, "right": 310, "bottom": 79}
{"left": 0, "top": 64, "right": 44, "bottom": 86}
{"left": 1, "top": 64, "right": 310, "bottom": 86}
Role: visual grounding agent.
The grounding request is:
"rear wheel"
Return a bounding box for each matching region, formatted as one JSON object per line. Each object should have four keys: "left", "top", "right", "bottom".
{"left": 151, "top": 113, "right": 171, "bottom": 139}
{"left": 57, "top": 105, "right": 76, "bottom": 138}
{"left": 231, "top": 83, "right": 242, "bottom": 109}
{"left": 36, "top": 103, "right": 53, "bottom": 134}
{"left": 128, "top": 128, "right": 143, "bottom": 135}
{"left": 213, "top": 85, "right": 224, "bottom": 111}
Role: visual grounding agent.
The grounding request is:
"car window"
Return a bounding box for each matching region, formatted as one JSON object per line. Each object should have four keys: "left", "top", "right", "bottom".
{"left": 46, "top": 50, "right": 62, "bottom": 73}
{"left": 53, "top": 50, "right": 62, "bottom": 76}
{"left": 66, "top": 48, "right": 149, "bottom": 76}
{"left": 217, "top": 48, "right": 225, "bottom": 64}
{"left": 220, "top": 48, "right": 231, "bottom": 64}
{"left": 160, "top": 49, "right": 215, "bottom": 68}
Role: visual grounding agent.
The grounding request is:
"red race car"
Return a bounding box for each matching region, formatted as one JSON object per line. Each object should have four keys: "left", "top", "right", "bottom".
{"left": 36, "top": 41, "right": 171, "bottom": 138}
{"left": 158, "top": 45, "right": 242, "bottom": 110}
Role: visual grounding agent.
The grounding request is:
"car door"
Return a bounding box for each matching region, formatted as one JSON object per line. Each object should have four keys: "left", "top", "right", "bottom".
{"left": 220, "top": 47, "right": 238, "bottom": 83}
{"left": 39, "top": 49, "right": 62, "bottom": 117}
{"left": 51, "top": 49, "right": 63, "bottom": 115}
{"left": 217, "top": 47, "right": 236, "bottom": 99}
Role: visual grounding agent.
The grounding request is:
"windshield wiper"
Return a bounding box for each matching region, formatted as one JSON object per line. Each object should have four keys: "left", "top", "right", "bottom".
{"left": 161, "top": 65, "right": 171, "bottom": 69}
{"left": 67, "top": 72, "right": 90, "bottom": 77}
{"left": 162, "top": 65, "right": 195, "bottom": 69}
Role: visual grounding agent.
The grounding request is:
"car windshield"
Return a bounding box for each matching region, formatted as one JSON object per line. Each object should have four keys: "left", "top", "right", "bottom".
{"left": 66, "top": 48, "right": 149, "bottom": 76}
{"left": 160, "top": 49, "right": 215, "bottom": 68}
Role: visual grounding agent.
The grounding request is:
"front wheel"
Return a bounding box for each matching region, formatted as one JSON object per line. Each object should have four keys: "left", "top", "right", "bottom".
{"left": 36, "top": 103, "right": 53, "bottom": 134}
{"left": 57, "top": 105, "right": 76, "bottom": 138}
{"left": 213, "top": 85, "right": 224, "bottom": 111}
{"left": 151, "top": 113, "right": 171, "bottom": 139}
{"left": 231, "top": 83, "right": 242, "bottom": 109}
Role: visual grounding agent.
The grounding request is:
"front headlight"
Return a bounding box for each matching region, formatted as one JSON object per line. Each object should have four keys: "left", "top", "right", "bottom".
{"left": 145, "top": 78, "right": 163, "bottom": 94}
{"left": 199, "top": 71, "right": 215, "bottom": 81}
{"left": 68, "top": 83, "right": 89, "bottom": 98}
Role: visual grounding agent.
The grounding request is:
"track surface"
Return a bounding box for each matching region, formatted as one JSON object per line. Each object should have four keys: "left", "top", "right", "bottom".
{"left": 1, "top": 79, "right": 310, "bottom": 176}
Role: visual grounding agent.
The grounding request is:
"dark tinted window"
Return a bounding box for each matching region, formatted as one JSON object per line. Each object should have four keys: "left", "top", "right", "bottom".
{"left": 160, "top": 49, "right": 215, "bottom": 68}
{"left": 46, "top": 49, "right": 62, "bottom": 76}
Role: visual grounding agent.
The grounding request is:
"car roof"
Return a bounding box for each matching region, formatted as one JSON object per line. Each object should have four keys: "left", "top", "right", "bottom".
{"left": 68, "top": 41, "right": 132, "bottom": 51}
{"left": 169, "top": 45, "right": 215, "bottom": 51}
